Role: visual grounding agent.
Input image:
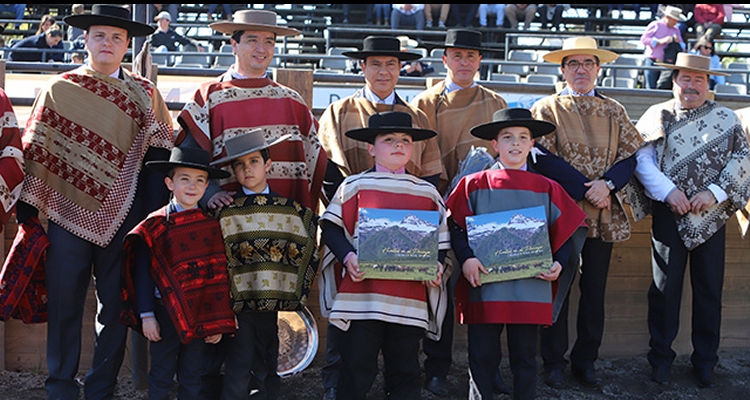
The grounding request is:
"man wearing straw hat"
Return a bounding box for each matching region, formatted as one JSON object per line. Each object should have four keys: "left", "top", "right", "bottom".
{"left": 640, "top": 5, "right": 687, "bottom": 89}
{"left": 176, "top": 9, "right": 326, "bottom": 214}
{"left": 16, "top": 5, "right": 174, "bottom": 399}
{"left": 410, "top": 28, "right": 510, "bottom": 397}
{"left": 627, "top": 53, "right": 750, "bottom": 388}
{"left": 528, "top": 36, "right": 643, "bottom": 389}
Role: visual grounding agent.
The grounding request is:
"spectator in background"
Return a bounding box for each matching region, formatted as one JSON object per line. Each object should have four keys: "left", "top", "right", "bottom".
{"left": 0, "top": 4, "right": 25, "bottom": 21}
{"left": 538, "top": 4, "right": 570, "bottom": 31}
{"left": 694, "top": 4, "right": 724, "bottom": 42}
{"left": 505, "top": 4, "right": 538, "bottom": 30}
{"left": 478, "top": 4, "right": 505, "bottom": 27}
{"left": 34, "top": 14, "right": 55, "bottom": 36}
{"left": 67, "top": 4, "right": 84, "bottom": 41}
{"left": 640, "top": 5, "right": 686, "bottom": 89}
{"left": 723, "top": 4, "right": 741, "bottom": 23}
{"left": 207, "top": 4, "right": 232, "bottom": 21}
{"left": 689, "top": 36, "right": 725, "bottom": 90}
{"left": 151, "top": 11, "right": 205, "bottom": 53}
{"left": 391, "top": 4, "right": 425, "bottom": 31}
{"left": 9, "top": 23, "right": 64, "bottom": 62}
{"left": 450, "top": 4, "right": 479, "bottom": 28}
{"left": 425, "top": 4, "right": 449, "bottom": 28}
{"left": 373, "top": 3, "right": 391, "bottom": 25}
{"left": 399, "top": 35, "right": 434, "bottom": 76}
{"left": 151, "top": 4, "right": 179, "bottom": 23}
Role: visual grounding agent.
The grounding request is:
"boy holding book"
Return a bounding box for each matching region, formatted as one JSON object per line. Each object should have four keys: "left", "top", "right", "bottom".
{"left": 120, "top": 146, "right": 237, "bottom": 400}
{"left": 445, "top": 108, "right": 588, "bottom": 399}
{"left": 318, "top": 111, "right": 451, "bottom": 399}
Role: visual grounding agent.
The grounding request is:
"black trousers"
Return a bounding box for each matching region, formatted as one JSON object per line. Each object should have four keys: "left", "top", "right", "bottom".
{"left": 468, "top": 323, "right": 538, "bottom": 400}
{"left": 336, "top": 320, "right": 423, "bottom": 400}
{"left": 647, "top": 201, "right": 725, "bottom": 371}
{"left": 540, "top": 237, "right": 613, "bottom": 372}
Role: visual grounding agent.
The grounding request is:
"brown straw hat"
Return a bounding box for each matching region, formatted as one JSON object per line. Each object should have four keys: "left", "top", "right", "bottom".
{"left": 209, "top": 9, "right": 300, "bottom": 37}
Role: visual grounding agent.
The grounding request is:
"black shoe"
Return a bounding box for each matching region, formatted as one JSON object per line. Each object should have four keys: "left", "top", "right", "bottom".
{"left": 321, "top": 387, "right": 336, "bottom": 400}
{"left": 650, "top": 366, "right": 670, "bottom": 384}
{"left": 694, "top": 368, "right": 716, "bottom": 388}
{"left": 573, "top": 368, "right": 601, "bottom": 388}
{"left": 425, "top": 376, "right": 449, "bottom": 397}
{"left": 545, "top": 369, "right": 564, "bottom": 389}
{"left": 493, "top": 371, "right": 512, "bottom": 394}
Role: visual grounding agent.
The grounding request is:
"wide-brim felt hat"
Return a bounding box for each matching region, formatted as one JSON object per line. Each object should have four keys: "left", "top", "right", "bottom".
{"left": 663, "top": 5, "right": 687, "bottom": 22}
{"left": 471, "top": 108, "right": 557, "bottom": 140}
{"left": 543, "top": 36, "right": 618, "bottom": 64}
{"left": 64, "top": 4, "right": 155, "bottom": 37}
{"left": 147, "top": 146, "right": 230, "bottom": 179}
{"left": 209, "top": 9, "right": 300, "bottom": 37}
{"left": 345, "top": 112, "right": 437, "bottom": 144}
{"left": 211, "top": 129, "right": 291, "bottom": 166}
{"left": 656, "top": 52, "right": 729, "bottom": 76}
{"left": 342, "top": 36, "right": 422, "bottom": 61}
{"left": 431, "top": 29, "right": 486, "bottom": 51}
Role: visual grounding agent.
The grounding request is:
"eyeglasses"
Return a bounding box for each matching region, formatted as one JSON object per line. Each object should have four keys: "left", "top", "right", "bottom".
{"left": 699, "top": 45, "right": 713, "bottom": 50}
{"left": 563, "top": 59, "right": 598, "bottom": 71}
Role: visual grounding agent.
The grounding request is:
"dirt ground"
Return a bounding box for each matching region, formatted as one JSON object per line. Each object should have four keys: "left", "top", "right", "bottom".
{"left": 1, "top": 346, "right": 749, "bottom": 400}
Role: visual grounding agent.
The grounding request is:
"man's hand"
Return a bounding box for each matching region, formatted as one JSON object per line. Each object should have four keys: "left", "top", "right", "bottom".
{"left": 584, "top": 180, "right": 611, "bottom": 210}
{"left": 462, "top": 257, "right": 488, "bottom": 288}
{"left": 208, "top": 190, "right": 236, "bottom": 209}
{"left": 142, "top": 316, "right": 161, "bottom": 342}
{"left": 665, "top": 188, "right": 690, "bottom": 215}
{"left": 204, "top": 333, "right": 222, "bottom": 344}
{"left": 689, "top": 190, "right": 717, "bottom": 214}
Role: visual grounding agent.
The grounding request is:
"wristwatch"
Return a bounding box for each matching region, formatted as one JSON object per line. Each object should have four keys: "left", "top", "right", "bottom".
{"left": 604, "top": 179, "right": 616, "bottom": 191}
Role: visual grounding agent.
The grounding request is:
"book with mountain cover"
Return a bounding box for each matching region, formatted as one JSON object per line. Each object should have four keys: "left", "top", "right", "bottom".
{"left": 357, "top": 208, "right": 440, "bottom": 280}
{"left": 466, "top": 205, "right": 553, "bottom": 284}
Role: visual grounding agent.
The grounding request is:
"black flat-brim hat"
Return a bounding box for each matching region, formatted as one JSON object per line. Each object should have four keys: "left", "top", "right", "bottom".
{"left": 433, "top": 29, "right": 486, "bottom": 51}
{"left": 342, "top": 36, "right": 422, "bottom": 62}
{"left": 470, "top": 108, "right": 557, "bottom": 140}
{"left": 64, "top": 4, "right": 155, "bottom": 37}
{"left": 147, "top": 146, "right": 231, "bottom": 179}
{"left": 345, "top": 112, "right": 437, "bottom": 144}
{"left": 211, "top": 129, "right": 291, "bottom": 167}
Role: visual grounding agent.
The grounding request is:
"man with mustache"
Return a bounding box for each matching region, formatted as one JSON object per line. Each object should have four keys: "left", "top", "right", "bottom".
{"left": 627, "top": 53, "right": 750, "bottom": 388}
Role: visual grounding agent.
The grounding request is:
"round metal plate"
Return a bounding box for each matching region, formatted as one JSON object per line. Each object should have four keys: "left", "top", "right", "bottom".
{"left": 277, "top": 307, "right": 318, "bottom": 377}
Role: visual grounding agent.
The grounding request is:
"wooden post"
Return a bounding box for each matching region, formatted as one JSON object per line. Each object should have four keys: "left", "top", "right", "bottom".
{"left": 273, "top": 68, "right": 314, "bottom": 109}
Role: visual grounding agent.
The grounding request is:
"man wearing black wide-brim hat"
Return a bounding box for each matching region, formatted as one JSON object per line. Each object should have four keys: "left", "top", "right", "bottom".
{"left": 410, "top": 28, "right": 511, "bottom": 397}
{"left": 16, "top": 5, "right": 175, "bottom": 399}
{"left": 316, "top": 35, "right": 445, "bottom": 400}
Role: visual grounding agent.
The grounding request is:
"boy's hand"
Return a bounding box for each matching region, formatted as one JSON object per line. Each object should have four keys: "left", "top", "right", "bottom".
{"left": 142, "top": 317, "right": 161, "bottom": 342}
{"left": 344, "top": 254, "right": 365, "bottom": 282}
{"left": 204, "top": 333, "right": 222, "bottom": 344}
{"left": 208, "top": 190, "right": 236, "bottom": 209}
{"left": 536, "top": 261, "right": 562, "bottom": 281}
{"left": 462, "top": 257, "right": 487, "bottom": 288}
{"left": 424, "top": 261, "right": 443, "bottom": 288}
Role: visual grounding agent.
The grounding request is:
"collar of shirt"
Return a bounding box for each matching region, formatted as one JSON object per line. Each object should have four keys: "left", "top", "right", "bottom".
{"left": 444, "top": 76, "right": 476, "bottom": 94}
{"left": 169, "top": 199, "right": 189, "bottom": 213}
{"left": 375, "top": 163, "right": 406, "bottom": 174}
{"left": 363, "top": 85, "right": 395, "bottom": 104}
{"left": 241, "top": 185, "right": 270, "bottom": 196}
{"left": 563, "top": 87, "right": 596, "bottom": 97}
{"left": 491, "top": 160, "right": 528, "bottom": 171}
{"left": 229, "top": 65, "right": 266, "bottom": 80}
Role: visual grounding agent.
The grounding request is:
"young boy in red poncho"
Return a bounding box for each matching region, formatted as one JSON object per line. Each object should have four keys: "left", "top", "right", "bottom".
{"left": 120, "top": 146, "right": 237, "bottom": 400}
{"left": 445, "top": 108, "right": 588, "bottom": 399}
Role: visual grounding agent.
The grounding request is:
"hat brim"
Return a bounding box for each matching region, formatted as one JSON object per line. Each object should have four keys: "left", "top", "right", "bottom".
{"left": 342, "top": 50, "right": 422, "bottom": 62}
{"left": 543, "top": 48, "right": 619, "bottom": 64}
{"left": 470, "top": 119, "right": 557, "bottom": 140}
{"left": 64, "top": 14, "right": 155, "bottom": 37}
{"left": 654, "top": 62, "right": 730, "bottom": 76}
{"left": 210, "top": 134, "right": 292, "bottom": 167}
{"left": 345, "top": 126, "right": 437, "bottom": 144}
{"left": 146, "top": 161, "right": 231, "bottom": 180}
{"left": 209, "top": 21, "right": 300, "bottom": 37}
{"left": 424, "top": 41, "right": 487, "bottom": 52}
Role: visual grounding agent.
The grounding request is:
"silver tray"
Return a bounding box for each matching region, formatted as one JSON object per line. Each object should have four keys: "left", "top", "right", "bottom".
{"left": 277, "top": 306, "right": 318, "bottom": 377}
